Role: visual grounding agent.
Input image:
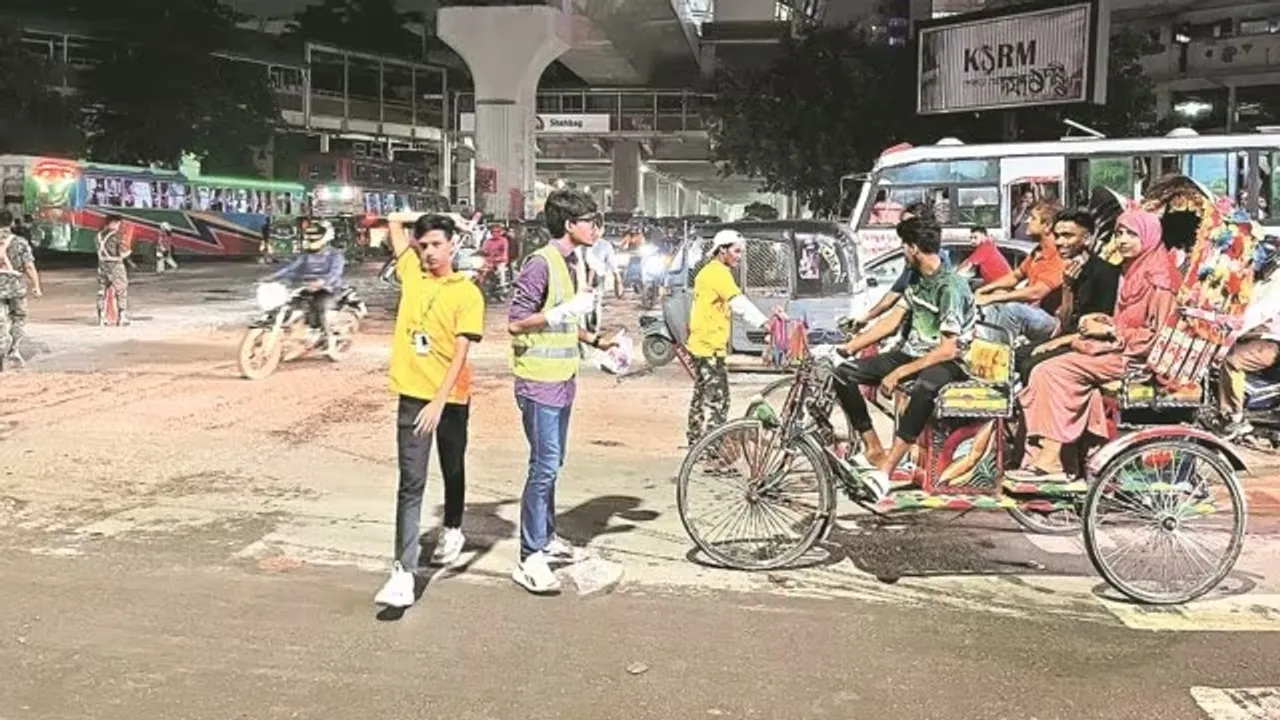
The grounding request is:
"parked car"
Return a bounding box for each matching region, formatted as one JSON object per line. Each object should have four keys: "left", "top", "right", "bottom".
{"left": 860, "top": 237, "right": 1035, "bottom": 309}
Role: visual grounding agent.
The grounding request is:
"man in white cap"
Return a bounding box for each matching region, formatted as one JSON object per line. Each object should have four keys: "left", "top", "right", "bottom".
{"left": 685, "top": 229, "right": 771, "bottom": 446}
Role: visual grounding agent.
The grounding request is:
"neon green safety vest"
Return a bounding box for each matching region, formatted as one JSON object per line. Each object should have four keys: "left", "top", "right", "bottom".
{"left": 511, "top": 244, "right": 580, "bottom": 382}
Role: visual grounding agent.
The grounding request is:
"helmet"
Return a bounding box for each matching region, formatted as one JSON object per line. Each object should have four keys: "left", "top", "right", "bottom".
{"left": 303, "top": 224, "right": 330, "bottom": 251}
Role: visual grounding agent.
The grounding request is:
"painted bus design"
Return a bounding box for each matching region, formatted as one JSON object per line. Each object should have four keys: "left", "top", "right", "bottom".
{"left": 847, "top": 129, "right": 1280, "bottom": 262}
{"left": 0, "top": 155, "right": 307, "bottom": 258}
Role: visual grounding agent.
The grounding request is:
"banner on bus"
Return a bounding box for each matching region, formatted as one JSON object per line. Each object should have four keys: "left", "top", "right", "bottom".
{"left": 916, "top": 0, "right": 1109, "bottom": 115}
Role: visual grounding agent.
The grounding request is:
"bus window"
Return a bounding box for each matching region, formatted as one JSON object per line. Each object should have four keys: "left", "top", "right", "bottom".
{"left": 881, "top": 159, "right": 999, "bottom": 185}
{"left": 1187, "top": 152, "right": 1231, "bottom": 196}
{"left": 1082, "top": 157, "right": 1134, "bottom": 198}
{"left": 1265, "top": 152, "right": 1276, "bottom": 220}
{"left": 956, "top": 187, "right": 999, "bottom": 227}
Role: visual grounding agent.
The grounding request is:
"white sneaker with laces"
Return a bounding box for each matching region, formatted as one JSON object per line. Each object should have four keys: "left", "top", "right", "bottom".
{"left": 512, "top": 552, "right": 561, "bottom": 594}
{"left": 833, "top": 453, "right": 890, "bottom": 501}
{"left": 544, "top": 536, "right": 589, "bottom": 565}
{"left": 374, "top": 562, "right": 416, "bottom": 608}
{"left": 430, "top": 528, "right": 466, "bottom": 566}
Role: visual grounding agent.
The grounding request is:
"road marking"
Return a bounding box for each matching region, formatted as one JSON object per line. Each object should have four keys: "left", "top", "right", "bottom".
{"left": 1104, "top": 594, "right": 1280, "bottom": 632}
{"left": 1191, "top": 687, "right": 1280, "bottom": 719}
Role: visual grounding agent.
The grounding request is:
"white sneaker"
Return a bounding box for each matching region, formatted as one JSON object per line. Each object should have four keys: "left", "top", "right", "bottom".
{"left": 430, "top": 528, "right": 466, "bottom": 566}
{"left": 544, "top": 536, "right": 588, "bottom": 565}
{"left": 512, "top": 552, "right": 561, "bottom": 594}
{"left": 833, "top": 453, "right": 891, "bottom": 501}
{"left": 373, "top": 562, "right": 416, "bottom": 608}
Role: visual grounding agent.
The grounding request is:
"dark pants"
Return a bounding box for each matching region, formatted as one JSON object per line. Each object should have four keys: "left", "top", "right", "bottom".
{"left": 832, "top": 349, "right": 967, "bottom": 444}
{"left": 394, "top": 395, "right": 469, "bottom": 569}
{"left": 304, "top": 288, "right": 334, "bottom": 332}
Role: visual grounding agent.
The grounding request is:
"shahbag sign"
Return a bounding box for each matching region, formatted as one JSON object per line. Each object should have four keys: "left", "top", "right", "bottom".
{"left": 458, "top": 113, "right": 611, "bottom": 134}
{"left": 917, "top": 1, "right": 1108, "bottom": 115}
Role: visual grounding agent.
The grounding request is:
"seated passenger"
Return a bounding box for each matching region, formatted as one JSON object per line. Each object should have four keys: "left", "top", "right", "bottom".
{"left": 1016, "top": 209, "right": 1121, "bottom": 380}
{"left": 974, "top": 200, "right": 1064, "bottom": 346}
{"left": 1011, "top": 208, "right": 1179, "bottom": 481}
{"left": 845, "top": 202, "right": 952, "bottom": 331}
{"left": 956, "top": 225, "right": 1011, "bottom": 286}
{"left": 1215, "top": 238, "right": 1280, "bottom": 438}
{"left": 831, "top": 218, "right": 975, "bottom": 497}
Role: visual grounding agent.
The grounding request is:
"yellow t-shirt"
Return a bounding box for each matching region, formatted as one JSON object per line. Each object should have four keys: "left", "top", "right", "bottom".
{"left": 388, "top": 251, "right": 486, "bottom": 403}
{"left": 687, "top": 259, "right": 742, "bottom": 358}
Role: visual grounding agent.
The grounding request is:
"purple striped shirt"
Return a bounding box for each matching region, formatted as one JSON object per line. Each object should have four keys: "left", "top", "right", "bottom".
{"left": 509, "top": 238, "right": 578, "bottom": 407}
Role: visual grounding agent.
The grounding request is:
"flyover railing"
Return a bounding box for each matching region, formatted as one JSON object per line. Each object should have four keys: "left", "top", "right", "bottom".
{"left": 454, "top": 89, "right": 715, "bottom": 133}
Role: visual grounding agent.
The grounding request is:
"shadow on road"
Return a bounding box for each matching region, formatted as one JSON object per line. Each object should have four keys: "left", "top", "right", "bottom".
{"left": 555, "top": 494, "right": 660, "bottom": 546}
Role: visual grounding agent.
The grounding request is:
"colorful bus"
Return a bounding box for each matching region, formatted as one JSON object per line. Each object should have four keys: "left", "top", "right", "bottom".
{"left": 0, "top": 155, "right": 308, "bottom": 258}
{"left": 301, "top": 154, "right": 447, "bottom": 218}
{"left": 847, "top": 128, "right": 1280, "bottom": 262}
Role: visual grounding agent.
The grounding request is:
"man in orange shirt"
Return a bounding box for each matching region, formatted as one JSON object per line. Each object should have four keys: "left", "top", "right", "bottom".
{"left": 974, "top": 201, "right": 1064, "bottom": 344}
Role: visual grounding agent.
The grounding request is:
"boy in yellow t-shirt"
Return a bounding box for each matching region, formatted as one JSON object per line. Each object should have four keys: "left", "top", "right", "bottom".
{"left": 374, "top": 212, "right": 485, "bottom": 609}
{"left": 685, "top": 229, "right": 770, "bottom": 446}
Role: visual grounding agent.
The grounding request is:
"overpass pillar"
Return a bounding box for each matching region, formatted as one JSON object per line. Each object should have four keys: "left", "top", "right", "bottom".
{"left": 681, "top": 185, "right": 699, "bottom": 215}
{"left": 438, "top": 5, "right": 569, "bottom": 219}
{"left": 643, "top": 173, "right": 659, "bottom": 216}
{"left": 611, "top": 140, "right": 643, "bottom": 213}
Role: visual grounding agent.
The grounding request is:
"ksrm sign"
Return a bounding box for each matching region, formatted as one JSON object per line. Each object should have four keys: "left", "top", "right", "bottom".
{"left": 458, "top": 113, "right": 611, "bottom": 134}
{"left": 917, "top": 0, "right": 1110, "bottom": 115}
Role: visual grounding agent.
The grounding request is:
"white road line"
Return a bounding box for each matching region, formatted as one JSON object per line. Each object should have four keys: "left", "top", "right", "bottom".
{"left": 1105, "top": 594, "right": 1280, "bottom": 632}
{"left": 1191, "top": 687, "right": 1280, "bottom": 719}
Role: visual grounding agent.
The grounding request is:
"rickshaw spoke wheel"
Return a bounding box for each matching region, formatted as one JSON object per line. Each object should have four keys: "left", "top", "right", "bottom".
{"left": 750, "top": 377, "right": 856, "bottom": 447}
{"left": 1083, "top": 441, "right": 1246, "bottom": 605}
{"left": 677, "top": 418, "right": 834, "bottom": 570}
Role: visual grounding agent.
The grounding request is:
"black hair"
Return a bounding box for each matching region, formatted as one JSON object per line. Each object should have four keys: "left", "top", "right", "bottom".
{"left": 902, "top": 201, "right": 932, "bottom": 220}
{"left": 1052, "top": 208, "right": 1096, "bottom": 234}
{"left": 543, "top": 189, "right": 597, "bottom": 238}
{"left": 0, "top": 210, "right": 11, "bottom": 227}
{"left": 969, "top": 225, "right": 987, "bottom": 235}
{"left": 897, "top": 216, "right": 942, "bottom": 255}
{"left": 413, "top": 213, "right": 457, "bottom": 241}
{"left": 103, "top": 213, "right": 123, "bottom": 224}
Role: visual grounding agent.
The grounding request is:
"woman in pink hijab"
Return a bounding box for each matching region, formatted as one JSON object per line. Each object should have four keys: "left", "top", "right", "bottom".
{"left": 1011, "top": 207, "right": 1180, "bottom": 480}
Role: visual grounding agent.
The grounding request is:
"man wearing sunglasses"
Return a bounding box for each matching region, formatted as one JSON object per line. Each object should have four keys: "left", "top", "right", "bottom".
{"left": 508, "top": 189, "right": 615, "bottom": 594}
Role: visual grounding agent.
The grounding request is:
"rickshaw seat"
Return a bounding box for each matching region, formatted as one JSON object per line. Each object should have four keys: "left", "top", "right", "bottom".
{"left": 895, "top": 323, "right": 1018, "bottom": 420}
{"left": 1101, "top": 372, "right": 1205, "bottom": 409}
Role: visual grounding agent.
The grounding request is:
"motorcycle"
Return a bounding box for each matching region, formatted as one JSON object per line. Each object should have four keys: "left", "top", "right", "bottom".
{"left": 638, "top": 313, "right": 678, "bottom": 368}
{"left": 237, "top": 281, "right": 368, "bottom": 380}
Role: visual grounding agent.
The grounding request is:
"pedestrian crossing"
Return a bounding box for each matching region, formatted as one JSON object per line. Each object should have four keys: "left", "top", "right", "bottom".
{"left": 1191, "top": 687, "right": 1280, "bottom": 719}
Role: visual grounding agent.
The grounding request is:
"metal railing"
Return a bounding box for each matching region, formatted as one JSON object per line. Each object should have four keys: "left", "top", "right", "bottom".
{"left": 454, "top": 89, "right": 714, "bottom": 133}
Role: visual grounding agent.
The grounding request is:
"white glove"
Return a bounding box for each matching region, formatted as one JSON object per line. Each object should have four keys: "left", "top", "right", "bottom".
{"left": 546, "top": 291, "right": 595, "bottom": 325}
{"left": 810, "top": 344, "right": 839, "bottom": 362}
{"left": 728, "top": 295, "right": 770, "bottom": 329}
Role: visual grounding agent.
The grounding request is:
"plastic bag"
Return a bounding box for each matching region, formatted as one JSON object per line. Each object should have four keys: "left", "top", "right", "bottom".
{"left": 593, "top": 329, "right": 635, "bottom": 376}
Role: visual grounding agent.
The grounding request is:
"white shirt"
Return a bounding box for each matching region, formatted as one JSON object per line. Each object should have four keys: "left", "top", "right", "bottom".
{"left": 1242, "top": 275, "right": 1280, "bottom": 341}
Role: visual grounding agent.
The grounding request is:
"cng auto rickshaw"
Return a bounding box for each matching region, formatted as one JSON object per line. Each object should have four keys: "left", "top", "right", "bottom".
{"left": 640, "top": 220, "right": 865, "bottom": 369}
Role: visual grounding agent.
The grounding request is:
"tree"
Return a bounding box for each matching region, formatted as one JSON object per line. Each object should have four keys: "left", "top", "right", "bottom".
{"left": 706, "top": 26, "right": 917, "bottom": 217}
{"left": 288, "top": 0, "right": 423, "bottom": 59}
{"left": 742, "top": 202, "right": 779, "bottom": 220}
{"left": 706, "top": 24, "right": 1159, "bottom": 216}
{"left": 69, "top": 0, "right": 278, "bottom": 171}
{"left": 0, "top": 25, "right": 83, "bottom": 155}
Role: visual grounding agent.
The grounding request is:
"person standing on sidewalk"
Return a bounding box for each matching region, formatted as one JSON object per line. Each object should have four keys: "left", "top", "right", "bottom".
{"left": 685, "top": 229, "right": 771, "bottom": 447}
{"left": 374, "top": 212, "right": 485, "bottom": 609}
{"left": 0, "top": 210, "right": 42, "bottom": 371}
{"left": 96, "top": 214, "right": 131, "bottom": 326}
{"left": 507, "top": 188, "right": 613, "bottom": 594}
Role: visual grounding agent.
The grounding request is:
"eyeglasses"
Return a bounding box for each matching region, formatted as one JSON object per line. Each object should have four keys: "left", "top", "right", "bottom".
{"left": 574, "top": 213, "right": 602, "bottom": 228}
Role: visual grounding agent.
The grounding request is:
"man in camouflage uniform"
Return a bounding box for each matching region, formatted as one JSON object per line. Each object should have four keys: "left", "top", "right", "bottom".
{"left": 0, "top": 210, "right": 42, "bottom": 371}
{"left": 96, "top": 214, "right": 131, "bottom": 326}
{"left": 684, "top": 230, "right": 773, "bottom": 447}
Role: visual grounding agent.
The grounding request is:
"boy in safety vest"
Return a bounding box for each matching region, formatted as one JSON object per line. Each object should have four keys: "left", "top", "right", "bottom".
{"left": 686, "top": 229, "right": 772, "bottom": 446}
{"left": 374, "top": 212, "right": 485, "bottom": 609}
{"left": 507, "top": 189, "right": 615, "bottom": 594}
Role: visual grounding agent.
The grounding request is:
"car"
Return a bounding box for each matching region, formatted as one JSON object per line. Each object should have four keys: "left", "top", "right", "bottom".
{"left": 859, "top": 237, "right": 1036, "bottom": 311}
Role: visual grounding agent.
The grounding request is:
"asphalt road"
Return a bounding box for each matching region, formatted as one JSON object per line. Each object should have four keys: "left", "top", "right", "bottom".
{"left": 3, "top": 261, "right": 1280, "bottom": 720}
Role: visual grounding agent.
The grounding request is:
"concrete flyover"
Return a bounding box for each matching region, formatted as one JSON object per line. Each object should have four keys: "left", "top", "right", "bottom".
{"left": 454, "top": 88, "right": 763, "bottom": 209}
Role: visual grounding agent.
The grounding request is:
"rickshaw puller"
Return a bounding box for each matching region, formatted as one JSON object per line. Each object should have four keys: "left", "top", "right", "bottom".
{"left": 829, "top": 218, "right": 975, "bottom": 498}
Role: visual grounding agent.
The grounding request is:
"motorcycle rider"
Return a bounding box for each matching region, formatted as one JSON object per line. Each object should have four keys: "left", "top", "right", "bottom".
{"left": 1216, "top": 237, "right": 1280, "bottom": 438}
{"left": 264, "top": 223, "right": 346, "bottom": 350}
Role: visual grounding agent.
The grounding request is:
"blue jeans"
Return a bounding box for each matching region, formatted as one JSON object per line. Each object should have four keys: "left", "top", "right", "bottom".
{"left": 517, "top": 396, "right": 572, "bottom": 560}
{"left": 980, "top": 302, "right": 1058, "bottom": 345}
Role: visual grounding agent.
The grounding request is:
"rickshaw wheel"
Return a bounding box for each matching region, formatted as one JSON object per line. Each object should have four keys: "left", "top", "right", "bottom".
{"left": 677, "top": 418, "right": 834, "bottom": 570}
{"left": 1007, "top": 504, "right": 1082, "bottom": 536}
{"left": 1083, "top": 440, "right": 1246, "bottom": 605}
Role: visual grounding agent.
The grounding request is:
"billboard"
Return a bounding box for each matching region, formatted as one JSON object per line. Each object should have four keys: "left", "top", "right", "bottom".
{"left": 917, "top": 0, "right": 1109, "bottom": 115}
{"left": 459, "top": 113, "right": 611, "bottom": 134}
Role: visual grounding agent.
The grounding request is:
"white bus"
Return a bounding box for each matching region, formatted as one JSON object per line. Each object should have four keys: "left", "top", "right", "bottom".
{"left": 847, "top": 128, "right": 1280, "bottom": 261}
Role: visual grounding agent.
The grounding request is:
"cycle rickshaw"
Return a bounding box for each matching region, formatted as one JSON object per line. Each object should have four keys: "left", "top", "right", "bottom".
{"left": 675, "top": 177, "right": 1265, "bottom": 605}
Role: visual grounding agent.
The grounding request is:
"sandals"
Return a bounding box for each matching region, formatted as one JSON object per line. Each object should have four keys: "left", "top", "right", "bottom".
{"left": 1006, "top": 466, "right": 1068, "bottom": 483}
